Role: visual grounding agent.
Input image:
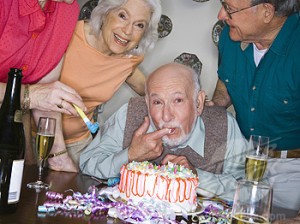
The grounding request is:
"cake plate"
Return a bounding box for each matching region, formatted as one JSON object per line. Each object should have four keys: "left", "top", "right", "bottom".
{"left": 108, "top": 194, "right": 204, "bottom": 216}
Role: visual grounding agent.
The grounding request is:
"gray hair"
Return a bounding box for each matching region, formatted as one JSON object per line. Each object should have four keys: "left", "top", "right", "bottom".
{"left": 251, "top": 0, "right": 300, "bottom": 16}
{"left": 89, "top": 0, "right": 162, "bottom": 55}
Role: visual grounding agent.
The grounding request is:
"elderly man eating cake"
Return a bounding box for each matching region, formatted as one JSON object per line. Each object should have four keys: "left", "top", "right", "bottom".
{"left": 80, "top": 62, "right": 248, "bottom": 201}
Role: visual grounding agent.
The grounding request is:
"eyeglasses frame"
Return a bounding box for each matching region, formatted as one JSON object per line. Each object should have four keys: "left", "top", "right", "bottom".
{"left": 220, "top": 0, "right": 261, "bottom": 19}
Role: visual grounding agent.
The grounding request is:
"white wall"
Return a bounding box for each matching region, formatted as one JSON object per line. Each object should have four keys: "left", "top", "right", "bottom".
{"left": 142, "top": 0, "right": 220, "bottom": 97}
{"left": 77, "top": 0, "right": 221, "bottom": 123}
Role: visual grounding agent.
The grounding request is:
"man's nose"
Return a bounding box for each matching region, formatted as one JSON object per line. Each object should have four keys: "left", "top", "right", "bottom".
{"left": 162, "top": 105, "right": 174, "bottom": 122}
{"left": 218, "top": 7, "right": 229, "bottom": 21}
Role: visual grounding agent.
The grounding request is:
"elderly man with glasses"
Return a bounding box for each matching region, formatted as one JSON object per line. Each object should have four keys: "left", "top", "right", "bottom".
{"left": 208, "top": 0, "right": 300, "bottom": 218}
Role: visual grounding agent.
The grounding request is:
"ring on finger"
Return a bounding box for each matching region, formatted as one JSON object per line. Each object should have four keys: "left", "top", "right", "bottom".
{"left": 57, "top": 99, "right": 64, "bottom": 109}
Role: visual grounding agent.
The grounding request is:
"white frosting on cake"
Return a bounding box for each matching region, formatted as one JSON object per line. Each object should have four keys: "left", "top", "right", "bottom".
{"left": 118, "top": 161, "right": 198, "bottom": 213}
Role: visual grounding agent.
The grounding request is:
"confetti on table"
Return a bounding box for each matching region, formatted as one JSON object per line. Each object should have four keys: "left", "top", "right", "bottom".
{"left": 38, "top": 186, "right": 232, "bottom": 224}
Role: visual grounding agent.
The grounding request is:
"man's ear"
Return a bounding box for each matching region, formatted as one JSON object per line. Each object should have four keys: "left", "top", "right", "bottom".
{"left": 262, "top": 3, "right": 275, "bottom": 23}
{"left": 196, "top": 90, "right": 206, "bottom": 115}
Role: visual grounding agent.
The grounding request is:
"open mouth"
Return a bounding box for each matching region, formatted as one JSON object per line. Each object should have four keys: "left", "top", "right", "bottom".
{"left": 168, "top": 128, "right": 176, "bottom": 134}
{"left": 114, "top": 34, "right": 129, "bottom": 46}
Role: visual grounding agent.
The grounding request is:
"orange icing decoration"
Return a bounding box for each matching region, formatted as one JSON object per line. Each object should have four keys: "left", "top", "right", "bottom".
{"left": 118, "top": 161, "right": 198, "bottom": 212}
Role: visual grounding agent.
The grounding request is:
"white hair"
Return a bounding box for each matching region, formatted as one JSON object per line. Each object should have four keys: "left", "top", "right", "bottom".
{"left": 89, "top": 0, "right": 162, "bottom": 55}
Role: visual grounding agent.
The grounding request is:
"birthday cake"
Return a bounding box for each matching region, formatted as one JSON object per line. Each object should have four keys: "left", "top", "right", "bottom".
{"left": 118, "top": 161, "right": 198, "bottom": 213}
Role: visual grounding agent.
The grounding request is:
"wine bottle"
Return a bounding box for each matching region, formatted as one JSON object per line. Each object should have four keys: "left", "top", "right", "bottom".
{"left": 0, "top": 68, "right": 25, "bottom": 214}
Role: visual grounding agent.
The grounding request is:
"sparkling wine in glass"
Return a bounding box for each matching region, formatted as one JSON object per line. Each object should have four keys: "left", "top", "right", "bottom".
{"left": 245, "top": 135, "right": 269, "bottom": 182}
{"left": 231, "top": 180, "right": 272, "bottom": 224}
{"left": 27, "top": 117, "right": 56, "bottom": 190}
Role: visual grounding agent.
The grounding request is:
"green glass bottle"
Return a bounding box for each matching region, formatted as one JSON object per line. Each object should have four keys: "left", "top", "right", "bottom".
{"left": 0, "top": 68, "right": 25, "bottom": 214}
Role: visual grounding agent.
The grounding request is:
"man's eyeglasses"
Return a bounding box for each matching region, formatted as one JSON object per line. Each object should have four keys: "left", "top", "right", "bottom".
{"left": 220, "top": 0, "right": 260, "bottom": 19}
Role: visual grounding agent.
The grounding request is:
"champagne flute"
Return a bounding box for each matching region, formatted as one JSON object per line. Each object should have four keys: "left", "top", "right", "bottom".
{"left": 27, "top": 117, "right": 56, "bottom": 190}
{"left": 245, "top": 135, "right": 269, "bottom": 182}
{"left": 231, "top": 180, "right": 272, "bottom": 224}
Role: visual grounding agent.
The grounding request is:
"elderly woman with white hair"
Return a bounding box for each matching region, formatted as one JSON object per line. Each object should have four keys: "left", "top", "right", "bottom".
{"left": 36, "top": 0, "right": 162, "bottom": 172}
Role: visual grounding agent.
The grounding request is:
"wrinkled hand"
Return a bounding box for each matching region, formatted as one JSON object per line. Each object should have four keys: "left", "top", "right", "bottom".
{"left": 161, "top": 154, "right": 197, "bottom": 176}
{"left": 128, "top": 117, "right": 170, "bottom": 162}
{"left": 30, "top": 81, "right": 86, "bottom": 116}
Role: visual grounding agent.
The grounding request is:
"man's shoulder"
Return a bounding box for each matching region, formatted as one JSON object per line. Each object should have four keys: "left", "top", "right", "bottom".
{"left": 201, "top": 106, "right": 241, "bottom": 137}
{"left": 209, "top": 108, "right": 239, "bottom": 130}
{"left": 201, "top": 106, "right": 228, "bottom": 139}
{"left": 127, "top": 96, "right": 147, "bottom": 116}
{"left": 202, "top": 106, "right": 227, "bottom": 120}
{"left": 128, "top": 96, "right": 145, "bottom": 105}
{"left": 105, "top": 102, "right": 129, "bottom": 126}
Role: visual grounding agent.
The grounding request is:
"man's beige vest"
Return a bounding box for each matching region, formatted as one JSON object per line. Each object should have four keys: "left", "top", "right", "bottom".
{"left": 122, "top": 97, "right": 228, "bottom": 174}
